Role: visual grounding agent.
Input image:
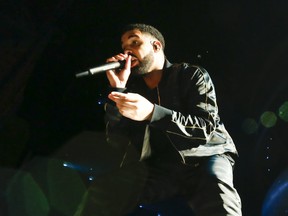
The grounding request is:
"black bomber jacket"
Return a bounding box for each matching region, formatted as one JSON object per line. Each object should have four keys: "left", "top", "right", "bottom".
{"left": 105, "top": 59, "right": 238, "bottom": 165}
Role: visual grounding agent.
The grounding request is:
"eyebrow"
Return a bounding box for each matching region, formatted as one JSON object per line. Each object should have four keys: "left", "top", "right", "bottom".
{"left": 121, "top": 34, "right": 141, "bottom": 49}
{"left": 127, "top": 34, "right": 140, "bottom": 39}
{"left": 122, "top": 34, "right": 140, "bottom": 43}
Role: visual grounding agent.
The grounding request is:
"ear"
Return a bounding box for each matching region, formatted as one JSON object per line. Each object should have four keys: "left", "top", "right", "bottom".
{"left": 153, "top": 41, "right": 162, "bottom": 52}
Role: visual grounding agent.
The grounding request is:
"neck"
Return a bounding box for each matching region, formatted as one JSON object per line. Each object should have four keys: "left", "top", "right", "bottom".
{"left": 143, "top": 69, "right": 163, "bottom": 89}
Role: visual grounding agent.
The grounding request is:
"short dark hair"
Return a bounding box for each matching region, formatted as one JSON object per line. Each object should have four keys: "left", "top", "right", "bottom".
{"left": 121, "top": 23, "right": 165, "bottom": 50}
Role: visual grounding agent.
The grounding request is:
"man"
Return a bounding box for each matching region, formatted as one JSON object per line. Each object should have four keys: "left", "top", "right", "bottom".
{"left": 75, "top": 23, "right": 242, "bottom": 216}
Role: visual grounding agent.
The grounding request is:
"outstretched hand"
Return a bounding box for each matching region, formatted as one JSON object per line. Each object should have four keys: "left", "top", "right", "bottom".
{"left": 108, "top": 91, "right": 154, "bottom": 121}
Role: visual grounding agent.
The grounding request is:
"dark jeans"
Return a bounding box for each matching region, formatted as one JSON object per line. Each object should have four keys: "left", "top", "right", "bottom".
{"left": 74, "top": 154, "right": 242, "bottom": 216}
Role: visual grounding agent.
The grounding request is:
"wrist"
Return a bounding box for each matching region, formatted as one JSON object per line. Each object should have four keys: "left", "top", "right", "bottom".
{"left": 109, "top": 86, "right": 127, "bottom": 93}
{"left": 145, "top": 104, "right": 155, "bottom": 121}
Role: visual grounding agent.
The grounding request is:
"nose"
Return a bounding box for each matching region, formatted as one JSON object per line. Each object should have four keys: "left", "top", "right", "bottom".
{"left": 124, "top": 49, "right": 132, "bottom": 55}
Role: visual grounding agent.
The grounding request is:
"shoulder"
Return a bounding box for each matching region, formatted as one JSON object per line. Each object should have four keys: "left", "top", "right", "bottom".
{"left": 181, "top": 62, "right": 208, "bottom": 73}
{"left": 169, "top": 62, "right": 210, "bottom": 79}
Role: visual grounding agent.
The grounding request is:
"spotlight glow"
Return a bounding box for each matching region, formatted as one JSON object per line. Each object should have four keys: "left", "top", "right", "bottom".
{"left": 278, "top": 101, "right": 288, "bottom": 122}
{"left": 260, "top": 111, "right": 277, "bottom": 128}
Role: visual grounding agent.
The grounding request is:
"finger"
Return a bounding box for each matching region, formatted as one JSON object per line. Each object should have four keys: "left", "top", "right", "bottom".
{"left": 124, "top": 55, "right": 132, "bottom": 70}
{"left": 117, "top": 100, "right": 137, "bottom": 109}
{"left": 110, "top": 92, "right": 138, "bottom": 102}
{"left": 108, "top": 93, "right": 128, "bottom": 104}
{"left": 106, "top": 53, "right": 127, "bottom": 63}
{"left": 108, "top": 95, "right": 137, "bottom": 112}
{"left": 109, "top": 91, "right": 125, "bottom": 98}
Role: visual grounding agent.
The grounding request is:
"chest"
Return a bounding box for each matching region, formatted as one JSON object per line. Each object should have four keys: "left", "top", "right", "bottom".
{"left": 130, "top": 76, "right": 185, "bottom": 112}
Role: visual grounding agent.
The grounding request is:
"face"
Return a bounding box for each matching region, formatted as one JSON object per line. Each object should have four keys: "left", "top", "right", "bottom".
{"left": 121, "top": 29, "right": 155, "bottom": 76}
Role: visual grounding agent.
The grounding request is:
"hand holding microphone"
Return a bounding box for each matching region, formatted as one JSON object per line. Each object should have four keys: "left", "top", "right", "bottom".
{"left": 75, "top": 53, "right": 132, "bottom": 89}
{"left": 106, "top": 54, "right": 132, "bottom": 88}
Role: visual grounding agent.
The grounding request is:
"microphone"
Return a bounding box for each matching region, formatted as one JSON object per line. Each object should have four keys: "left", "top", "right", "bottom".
{"left": 75, "top": 60, "right": 125, "bottom": 78}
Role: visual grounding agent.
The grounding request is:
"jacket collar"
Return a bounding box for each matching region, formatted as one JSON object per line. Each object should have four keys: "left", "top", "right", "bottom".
{"left": 163, "top": 58, "right": 173, "bottom": 69}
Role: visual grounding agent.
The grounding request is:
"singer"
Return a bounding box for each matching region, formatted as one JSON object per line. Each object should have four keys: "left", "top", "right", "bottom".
{"left": 74, "top": 23, "right": 242, "bottom": 216}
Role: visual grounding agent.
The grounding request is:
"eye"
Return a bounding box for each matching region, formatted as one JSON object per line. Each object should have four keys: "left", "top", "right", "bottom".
{"left": 122, "top": 39, "right": 142, "bottom": 50}
{"left": 131, "top": 40, "right": 141, "bottom": 47}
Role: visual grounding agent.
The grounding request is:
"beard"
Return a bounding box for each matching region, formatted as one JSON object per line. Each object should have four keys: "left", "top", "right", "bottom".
{"left": 131, "top": 51, "right": 154, "bottom": 76}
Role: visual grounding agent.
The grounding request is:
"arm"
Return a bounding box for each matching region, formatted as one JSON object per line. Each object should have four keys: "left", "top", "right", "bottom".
{"left": 149, "top": 66, "right": 221, "bottom": 148}
{"left": 104, "top": 53, "right": 154, "bottom": 148}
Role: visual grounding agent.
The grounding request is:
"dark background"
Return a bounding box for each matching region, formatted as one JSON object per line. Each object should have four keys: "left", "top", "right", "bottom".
{"left": 1, "top": 0, "right": 288, "bottom": 215}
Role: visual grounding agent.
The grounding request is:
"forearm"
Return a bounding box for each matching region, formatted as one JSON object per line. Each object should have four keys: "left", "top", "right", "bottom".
{"left": 150, "top": 104, "right": 216, "bottom": 143}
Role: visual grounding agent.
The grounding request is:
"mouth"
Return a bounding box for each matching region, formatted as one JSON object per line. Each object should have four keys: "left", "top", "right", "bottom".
{"left": 130, "top": 56, "right": 139, "bottom": 68}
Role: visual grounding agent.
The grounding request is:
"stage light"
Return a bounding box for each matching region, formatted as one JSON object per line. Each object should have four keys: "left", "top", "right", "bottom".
{"left": 260, "top": 111, "right": 277, "bottom": 128}
{"left": 278, "top": 101, "right": 288, "bottom": 122}
{"left": 262, "top": 169, "right": 288, "bottom": 216}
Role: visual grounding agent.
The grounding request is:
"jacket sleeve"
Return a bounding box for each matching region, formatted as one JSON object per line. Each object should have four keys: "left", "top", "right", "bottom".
{"left": 104, "top": 87, "right": 131, "bottom": 148}
{"left": 149, "top": 66, "right": 221, "bottom": 148}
